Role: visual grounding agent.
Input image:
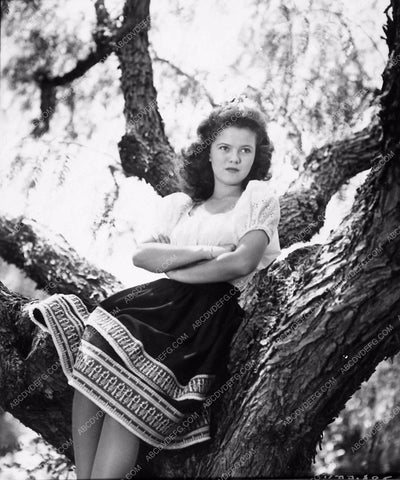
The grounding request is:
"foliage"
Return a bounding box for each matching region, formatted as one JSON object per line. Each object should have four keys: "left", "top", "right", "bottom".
{"left": 0, "top": 0, "right": 397, "bottom": 476}
{"left": 314, "top": 355, "right": 400, "bottom": 475}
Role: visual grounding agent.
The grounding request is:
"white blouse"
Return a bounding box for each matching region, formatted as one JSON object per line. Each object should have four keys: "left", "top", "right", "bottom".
{"left": 140, "top": 179, "right": 281, "bottom": 292}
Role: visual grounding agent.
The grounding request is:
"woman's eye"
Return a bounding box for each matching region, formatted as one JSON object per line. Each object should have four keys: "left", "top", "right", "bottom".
{"left": 241, "top": 148, "right": 251, "bottom": 153}
{"left": 219, "top": 145, "right": 229, "bottom": 151}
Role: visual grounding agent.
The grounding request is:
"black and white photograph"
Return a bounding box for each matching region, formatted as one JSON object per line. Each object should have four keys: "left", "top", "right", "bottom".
{"left": 0, "top": 0, "right": 400, "bottom": 479}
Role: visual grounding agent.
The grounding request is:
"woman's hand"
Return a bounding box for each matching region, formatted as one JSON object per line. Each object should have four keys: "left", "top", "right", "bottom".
{"left": 164, "top": 243, "right": 237, "bottom": 281}
{"left": 165, "top": 268, "right": 180, "bottom": 280}
{"left": 155, "top": 234, "right": 171, "bottom": 244}
{"left": 208, "top": 243, "right": 236, "bottom": 258}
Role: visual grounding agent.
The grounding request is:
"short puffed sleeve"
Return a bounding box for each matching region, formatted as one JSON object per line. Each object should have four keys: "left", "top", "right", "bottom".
{"left": 233, "top": 180, "right": 281, "bottom": 269}
{"left": 234, "top": 180, "right": 280, "bottom": 242}
{"left": 136, "top": 192, "right": 191, "bottom": 242}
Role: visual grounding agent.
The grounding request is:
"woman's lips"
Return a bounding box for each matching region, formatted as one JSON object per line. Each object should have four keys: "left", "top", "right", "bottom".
{"left": 226, "top": 168, "right": 239, "bottom": 172}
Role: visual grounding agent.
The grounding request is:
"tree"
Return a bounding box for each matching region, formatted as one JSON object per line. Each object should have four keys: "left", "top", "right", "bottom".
{"left": 2, "top": 0, "right": 178, "bottom": 194}
{"left": 1, "top": 0, "right": 399, "bottom": 478}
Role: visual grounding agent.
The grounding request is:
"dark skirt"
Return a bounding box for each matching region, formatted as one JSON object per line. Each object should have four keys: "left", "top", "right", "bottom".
{"left": 23, "top": 278, "right": 245, "bottom": 450}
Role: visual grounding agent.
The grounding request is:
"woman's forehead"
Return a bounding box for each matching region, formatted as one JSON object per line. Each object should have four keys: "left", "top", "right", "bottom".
{"left": 214, "top": 126, "right": 256, "bottom": 144}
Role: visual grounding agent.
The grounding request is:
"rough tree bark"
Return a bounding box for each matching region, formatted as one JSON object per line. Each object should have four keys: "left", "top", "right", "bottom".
{"left": 0, "top": 216, "right": 124, "bottom": 305}
{"left": 0, "top": 111, "right": 383, "bottom": 286}
{"left": 29, "top": 0, "right": 177, "bottom": 194}
{"left": 114, "top": 0, "right": 178, "bottom": 193}
{"left": 280, "top": 115, "right": 382, "bottom": 247}
{"left": 31, "top": 0, "right": 115, "bottom": 137}
{"left": 191, "top": 2, "right": 399, "bottom": 477}
{"left": 1, "top": 2, "right": 399, "bottom": 479}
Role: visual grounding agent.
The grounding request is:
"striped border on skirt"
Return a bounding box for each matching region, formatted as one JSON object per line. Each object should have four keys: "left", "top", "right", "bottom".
{"left": 22, "top": 293, "right": 214, "bottom": 450}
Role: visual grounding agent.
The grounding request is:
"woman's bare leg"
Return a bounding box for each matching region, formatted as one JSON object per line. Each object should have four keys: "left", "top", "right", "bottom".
{"left": 90, "top": 413, "right": 140, "bottom": 479}
{"left": 72, "top": 389, "right": 105, "bottom": 479}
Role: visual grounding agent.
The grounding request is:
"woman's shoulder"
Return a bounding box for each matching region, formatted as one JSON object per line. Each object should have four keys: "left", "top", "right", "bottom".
{"left": 152, "top": 191, "right": 193, "bottom": 236}
{"left": 160, "top": 191, "right": 193, "bottom": 206}
{"left": 240, "top": 179, "right": 279, "bottom": 205}
{"left": 158, "top": 192, "right": 193, "bottom": 221}
{"left": 232, "top": 180, "right": 280, "bottom": 233}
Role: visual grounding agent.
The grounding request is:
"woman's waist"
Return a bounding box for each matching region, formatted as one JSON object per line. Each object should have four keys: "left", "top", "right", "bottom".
{"left": 158, "top": 278, "right": 241, "bottom": 303}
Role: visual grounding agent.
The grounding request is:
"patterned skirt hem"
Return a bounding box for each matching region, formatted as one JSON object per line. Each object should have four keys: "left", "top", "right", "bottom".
{"left": 87, "top": 305, "right": 217, "bottom": 400}
{"left": 22, "top": 294, "right": 214, "bottom": 450}
{"left": 67, "top": 369, "right": 212, "bottom": 450}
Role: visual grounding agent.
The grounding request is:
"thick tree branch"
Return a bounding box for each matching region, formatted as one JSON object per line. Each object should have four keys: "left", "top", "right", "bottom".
{"left": 114, "top": 0, "right": 178, "bottom": 193}
{"left": 280, "top": 115, "right": 383, "bottom": 247}
{"left": 196, "top": 1, "right": 399, "bottom": 476}
{"left": 31, "top": 0, "right": 178, "bottom": 196}
{"left": 31, "top": 0, "right": 115, "bottom": 137}
{"left": 0, "top": 215, "right": 124, "bottom": 303}
{"left": 0, "top": 282, "right": 76, "bottom": 460}
{"left": 0, "top": 111, "right": 383, "bottom": 302}
{"left": 1, "top": 2, "right": 399, "bottom": 478}
{"left": 31, "top": 0, "right": 148, "bottom": 137}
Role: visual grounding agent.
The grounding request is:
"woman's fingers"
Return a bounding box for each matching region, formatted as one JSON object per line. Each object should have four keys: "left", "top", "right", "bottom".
{"left": 220, "top": 243, "right": 236, "bottom": 251}
{"left": 210, "top": 244, "right": 236, "bottom": 258}
{"left": 157, "top": 234, "right": 171, "bottom": 243}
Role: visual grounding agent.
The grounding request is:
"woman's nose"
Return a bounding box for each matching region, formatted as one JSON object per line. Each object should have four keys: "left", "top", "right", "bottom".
{"left": 230, "top": 150, "right": 241, "bottom": 162}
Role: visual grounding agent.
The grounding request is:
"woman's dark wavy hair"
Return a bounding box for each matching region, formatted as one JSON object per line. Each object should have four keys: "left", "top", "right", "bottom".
{"left": 175, "top": 100, "right": 274, "bottom": 204}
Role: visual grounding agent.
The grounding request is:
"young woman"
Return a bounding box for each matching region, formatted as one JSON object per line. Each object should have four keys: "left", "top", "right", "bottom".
{"left": 24, "top": 100, "right": 281, "bottom": 479}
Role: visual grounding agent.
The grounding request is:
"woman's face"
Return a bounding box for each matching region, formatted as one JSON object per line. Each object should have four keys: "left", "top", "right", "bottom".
{"left": 209, "top": 126, "right": 256, "bottom": 187}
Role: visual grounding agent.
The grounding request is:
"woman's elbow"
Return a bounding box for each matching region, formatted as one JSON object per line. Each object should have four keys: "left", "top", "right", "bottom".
{"left": 132, "top": 246, "right": 160, "bottom": 273}
{"left": 132, "top": 245, "right": 145, "bottom": 267}
{"left": 231, "top": 257, "right": 253, "bottom": 277}
{"left": 236, "top": 254, "right": 260, "bottom": 276}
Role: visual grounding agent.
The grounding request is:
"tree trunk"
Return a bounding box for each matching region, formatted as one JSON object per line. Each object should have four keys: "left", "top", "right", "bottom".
{"left": 0, "top": 1, "right": 399, "bottom": 478}
{"left": 115, "top": 0, "right": 178, "bottom": 194}
{"left": 29, "top": 0, "right": 177, "bottom": 196}
{"left": 0, "top": 282, "right": 77, "bottom": 458}
{"left": 0, "top": 216, "right": 125, "bottom": 460}
{"left": 0, "top": 107, "right": 382, "bottom": 296}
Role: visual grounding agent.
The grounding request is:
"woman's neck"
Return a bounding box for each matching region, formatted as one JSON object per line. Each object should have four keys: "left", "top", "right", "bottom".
{"left": 210, "top": 181, "right": 243, "bottom": 201}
